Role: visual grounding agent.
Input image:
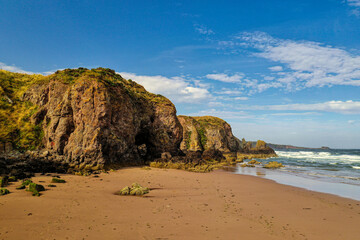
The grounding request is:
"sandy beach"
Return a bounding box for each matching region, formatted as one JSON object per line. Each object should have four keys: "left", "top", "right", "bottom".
{"left": 1, "top": 167, "right": 360, "bottom": 240}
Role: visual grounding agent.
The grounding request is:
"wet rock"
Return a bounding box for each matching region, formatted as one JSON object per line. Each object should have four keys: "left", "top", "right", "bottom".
{"left": 264, "top": 161, "right": 284, "bottom": 169}
{"left": 27, "top": 183, "right": 45, "bottom": 196}
{"left": 202, "top": 149, "right": 225, "bottom": 162}
{"left": 51, "top": 178, "right": 66, "bottom": 183}
{"left": 116, "top": 183, "right": 150, "bottom": 196}
{"left": 161, "top": 152, "right": 172, "bottom": 160}
{"left": 0, "top": 188, "right": 10, "bottom": 196}
{"left": 0, "top": 176, "right": 8, "bottom": 187}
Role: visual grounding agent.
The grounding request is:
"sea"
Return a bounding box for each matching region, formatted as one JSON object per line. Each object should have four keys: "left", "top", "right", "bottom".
{"left": 234, "top": 148, "right": 360, "bottom": 201}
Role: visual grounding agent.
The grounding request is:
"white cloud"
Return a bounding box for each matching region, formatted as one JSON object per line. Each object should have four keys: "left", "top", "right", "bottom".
{"left": 269, "top": 112, "right": 320, "bottom": 116}
{"left": 237, "top": 100, "right": 360, "bottom": 114}
{"left": 194, "top": 24, "right": 214, "bottom": 35}
{"left": 214, "top": 88, "right": 243, "bottom": 95}
{"left": 345, "top": 0, "right": 360, "bottom": 16}
{"left": 0, "top": 62, "right": 35, "bottom": 74}
{"left": 348, "top": 120, "right": 356, "bottom": 124}
{"left": 234, "top": 32, "right": 360, "bottom": 90}
{"left": 206, "top": 73, "right": 244, "bottom": 83}
{"left": 0, "top": 62, "right": 58, "bottom": 75}
{"left": 189, "top": 109, "right": 253, "bottom": 120}
{"left": 234, "top": 97, "right": 249, "bottom": 100}
{"left": 119, "top": 72, "right": 211, "bottom": 103}
{"left": 263, "top": 76, "right": 275, "bottom": 81}
{"left": 348, "top": 0, "right": 360, "bottom": 7}
{"left": 269, "top": 66, "right": 283, "bottom": 71}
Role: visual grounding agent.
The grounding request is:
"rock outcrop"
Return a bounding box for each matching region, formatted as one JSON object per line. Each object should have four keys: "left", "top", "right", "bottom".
{"left": 177, "top": 116, "right": 275, "bottom": 162}
{"left": 178, "top": 116, "right": 242, "bottom": 153}
{"left": 0, "top": 67, "right": 275, "bottom": 175}
{"left": 0, "top": 68, "right": 182, "bottom": 171}
{"left": 242, "top": 140, "right": 276, "bottom": 155}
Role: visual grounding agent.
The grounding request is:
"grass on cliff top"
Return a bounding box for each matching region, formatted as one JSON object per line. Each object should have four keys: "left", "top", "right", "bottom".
{"left": 51, "top": 68, "right": 173, "bottom": 106}
{"left": 178, "top": 115, "right": 227, "bottom": 128}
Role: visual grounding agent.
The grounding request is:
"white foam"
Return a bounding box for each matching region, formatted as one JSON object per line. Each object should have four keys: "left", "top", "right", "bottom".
{"left": 276, "top": 150, "right": 360, "bottom": 164}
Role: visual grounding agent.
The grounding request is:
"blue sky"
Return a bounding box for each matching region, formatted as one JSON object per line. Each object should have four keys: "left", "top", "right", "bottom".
{"left": 1, "top": 0, "right": 360, "bottom": 148}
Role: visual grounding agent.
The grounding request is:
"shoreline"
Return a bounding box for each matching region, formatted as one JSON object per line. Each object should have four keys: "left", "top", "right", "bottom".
{"left": 232, "top": 165, "right": 360, "bottom": 201}
{"left": 1, "top": 167, "right": 360, "bottom": 239}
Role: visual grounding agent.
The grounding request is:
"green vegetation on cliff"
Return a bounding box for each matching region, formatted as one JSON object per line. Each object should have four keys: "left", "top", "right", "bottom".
{"left": 0, "top": 70, "right": 46, "bottom": 150}
{"left": 192, "top": 116, "right": 226, "bottom": 128}
{"left": 178, "top": 115, "right": 227, "bottom": 150}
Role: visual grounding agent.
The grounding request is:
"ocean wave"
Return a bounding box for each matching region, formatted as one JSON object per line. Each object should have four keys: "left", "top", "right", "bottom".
{"left": 353, "top": 166, "right": 360, "bottom": 169}
{"left": 275, "top": 150, "right": 360, "bottom": 163}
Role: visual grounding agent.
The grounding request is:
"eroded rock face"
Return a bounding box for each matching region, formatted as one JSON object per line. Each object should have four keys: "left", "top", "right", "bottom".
{"left": 178, "top": 115, "right": 242, "bottom": 153}
{"left": 17, "top": 68, "right": 183, "bottom": 169}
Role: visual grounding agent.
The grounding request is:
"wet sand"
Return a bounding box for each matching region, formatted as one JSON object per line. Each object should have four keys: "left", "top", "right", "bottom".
{"left": 0, "top": 167, "right": 360, "bottom": 240}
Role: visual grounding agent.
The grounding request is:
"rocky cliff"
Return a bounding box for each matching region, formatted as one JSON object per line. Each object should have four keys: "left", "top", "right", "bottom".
{"left": 0, "top": 68, "right": 182, "bottom": 171}
{"left": 178, "top": 115, "right": 242, "bottom": 153}
{"left": 0, "top": 67, "right": 275, "bottom": 176}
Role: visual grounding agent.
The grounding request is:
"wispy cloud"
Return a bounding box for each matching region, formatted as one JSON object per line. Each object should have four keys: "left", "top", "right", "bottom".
{"left": 214, "top": 88, "right": 243, "bottom": 95}
{"left": 347, "top": 0, "right": 360, "bottom": 7}
{"left": 269, "top": 66, "right": 283, "bottom": 72}
{"left": 269, "top": 112, "right": 320, "bottom": 116}
{"left": 206, "top": 73, "right": 244, "bottom": 83}
{"left": 0, "top": 62, "right": 58, "bottom": 75}
{"left": 189, "top": 109, "right": 253, "bottom": 120}
{"left": 0, "top": 62, "right": 35, "bottom": 74}
{"left": 225, "top": 32, "right": 360, "bottom": 91}
{"left": 237, "top": 100, "right": 360, "bottom": 114}
{"left": 119, "top": 72, "right": 211, "bottom": 103}
{"left": 346, "top": 0, "right": 360, "bottom": 15}
{"left": 194, "top": 24, "right": 214, "bottom": 35}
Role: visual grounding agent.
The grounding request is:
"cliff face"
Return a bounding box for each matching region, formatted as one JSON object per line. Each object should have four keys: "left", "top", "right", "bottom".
{"left": 178, "top": 116, "right": 242, "bottom": 153}
{"left": 0, "top": 68, "right": 182, "bottom": 169}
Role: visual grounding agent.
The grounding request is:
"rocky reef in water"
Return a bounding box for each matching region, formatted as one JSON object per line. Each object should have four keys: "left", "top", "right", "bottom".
{"left": 0, "top": 68, "right": 275, "bottom": 177}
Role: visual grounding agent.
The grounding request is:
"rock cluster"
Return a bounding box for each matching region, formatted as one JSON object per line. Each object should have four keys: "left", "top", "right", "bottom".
{"left": 0, "top": 68, "right": 275, "bottom": 175}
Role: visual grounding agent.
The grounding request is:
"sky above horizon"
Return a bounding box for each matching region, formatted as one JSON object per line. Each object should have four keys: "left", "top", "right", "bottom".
{"left": 1, "top": 0, "right": 360, "bottom": 148}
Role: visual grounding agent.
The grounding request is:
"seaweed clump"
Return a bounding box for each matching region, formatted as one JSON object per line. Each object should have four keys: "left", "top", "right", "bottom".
{"left": 149, "top": 161, "right": 227, "bottom": 173}
{"left": 240, "top": 163, "right": 255, "bottom": 168}
{"left": 8, "top": 176, "right": 17, "bottom": 182}
{"left": 248, "top": 159, "right": 261, "bottom": 165}
{"left": 0, "top": 176, "right": 9, "bottom": 187}
{"left": 0, "top": 188, "right": 10, "bottom": 196}
{"left": 51, "top": 178, "right": 66, "bottom": 183}
{"left": 116, "top": 183, "right": 150, "bottom": 196}
{"left": 16, "top": 179, "right": 32, "bottom": 189}
{"left": 264, "top": 161, "right": 284, "bottom": 169}
{"left": 27, "top": 182, "right": 45, "bottom": 196}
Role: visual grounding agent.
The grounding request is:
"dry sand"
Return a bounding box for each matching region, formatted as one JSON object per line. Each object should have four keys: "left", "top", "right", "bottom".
{"left": 0, "top": 167, "right": 360, "bottom": 240}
